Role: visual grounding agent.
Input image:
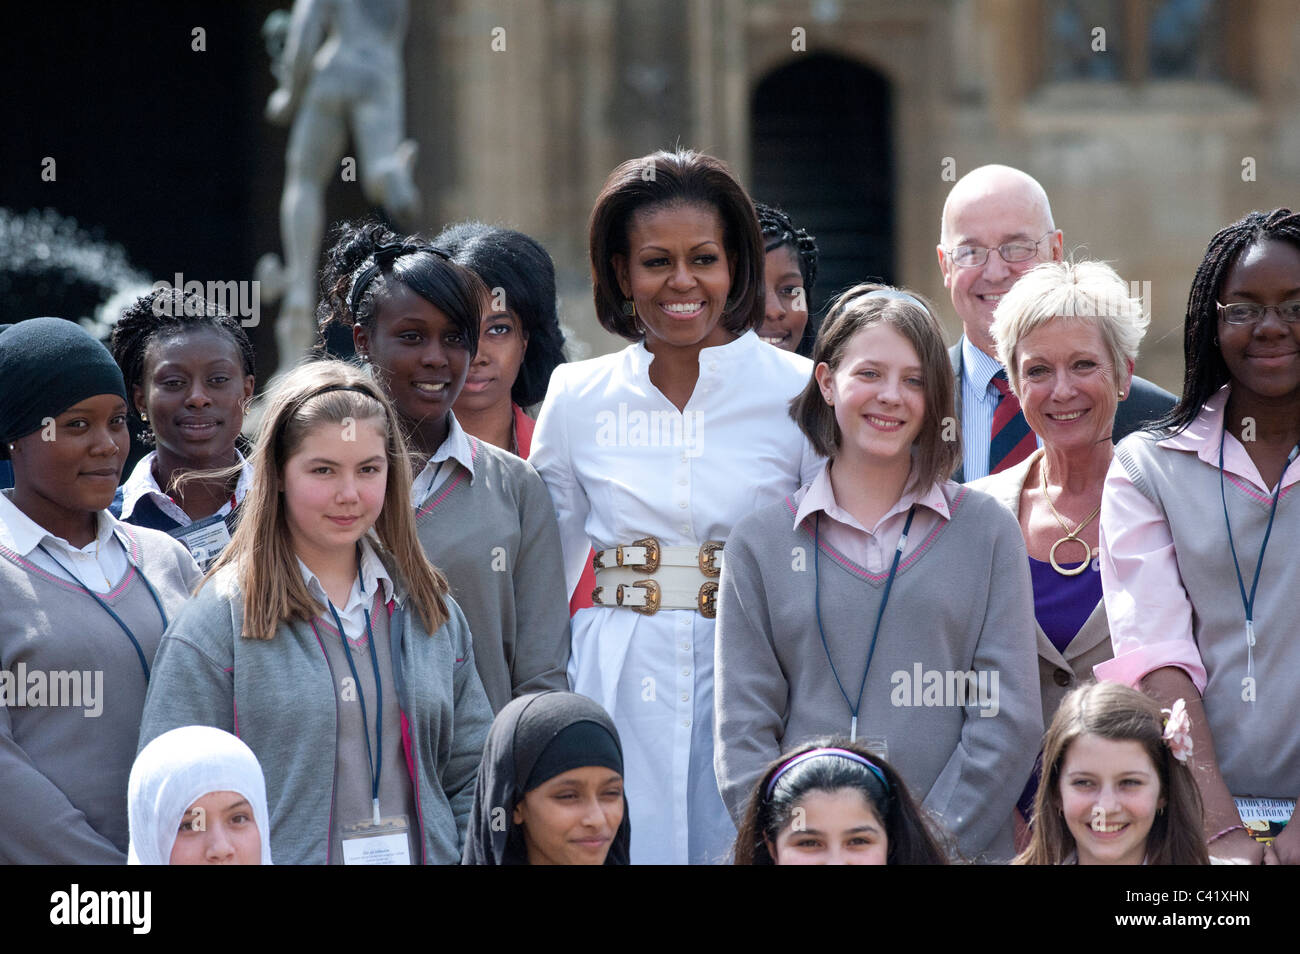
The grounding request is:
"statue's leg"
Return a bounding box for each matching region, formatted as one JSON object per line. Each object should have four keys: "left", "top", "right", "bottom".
{"left": 353, "top": 88, "right": 421, "bottom": 225}
{"left": 276, "top": 95, "right": 348, "bottom": 369}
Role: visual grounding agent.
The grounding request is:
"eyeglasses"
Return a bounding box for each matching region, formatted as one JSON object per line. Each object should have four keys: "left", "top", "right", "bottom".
{"left": 945, "top": 232, "right": 1055, "bottom": 269}
{"left": 1216, "top": 301, "right": 1300, "bottom": 325}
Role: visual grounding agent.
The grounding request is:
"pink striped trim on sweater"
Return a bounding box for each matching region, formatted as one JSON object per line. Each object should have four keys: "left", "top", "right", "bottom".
{"left": 1223, "top": 470, "right": 1299, "bottom": 507}
{"left": 786, "top": 486, "right": 968, "bottom": 584}
{"left": 414, "top": 437, "right": 481, "bottom": 518}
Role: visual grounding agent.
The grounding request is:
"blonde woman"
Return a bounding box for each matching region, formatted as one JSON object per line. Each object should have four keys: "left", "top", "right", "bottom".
{"left": 969, "top": 260, "right": 1149, "bottom": 832}
{"left": 138, "top": 360, "right": 492, "bottom": 864}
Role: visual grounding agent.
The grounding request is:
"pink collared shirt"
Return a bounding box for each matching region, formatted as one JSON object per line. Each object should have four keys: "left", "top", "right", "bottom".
{"left": 791, "top": 460, "right": 952, "bottom": 573}
{"left": 1096, "top": 386, "right": 1300, "bottom": 691}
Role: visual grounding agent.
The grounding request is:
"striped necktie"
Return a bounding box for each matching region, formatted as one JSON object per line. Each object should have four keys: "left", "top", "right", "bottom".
{"left": 989, "top": 370, "right": 1035, "bottom": 474}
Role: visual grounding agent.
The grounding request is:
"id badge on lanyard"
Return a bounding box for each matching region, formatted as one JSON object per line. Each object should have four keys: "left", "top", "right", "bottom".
{"left": 169, "top": 512, "right": 232, "bottom": 571}
{"left": 341, "top": 813, "right": 413, "bottom": 865}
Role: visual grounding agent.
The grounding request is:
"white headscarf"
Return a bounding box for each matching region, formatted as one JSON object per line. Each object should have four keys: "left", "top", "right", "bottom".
{"left": 128, "top": 726, "right": 273, "bottom": 865}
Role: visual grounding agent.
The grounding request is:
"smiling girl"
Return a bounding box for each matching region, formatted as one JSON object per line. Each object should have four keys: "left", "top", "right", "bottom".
{"left": 531, "top": 149, "right": 822, "bottom": 864}
{"left": 733, "top": 738, "right": 948, "bottom": 865}
{"left": 714, "top": 284, "right": 1042, "bottom": 863}
{"left": 109, "top": 288, "right": 256, "bottom": 569}
{"left": 755, "top": 203, "right": 819, "bottom": 356}
{"left": 317, "top": 222, "right": 571, "bottom": 715}
{"left": 138, "top": 360, "right": 492, "bottom": 864}
{"left": 1098, "top": 208, "right": 1300, "bottom": 865}
{"left": 0, "top": 318, "right": 202, "bottom": 863}
{"left": 1014, "top": 681, "right": 1208, "bottom": 865}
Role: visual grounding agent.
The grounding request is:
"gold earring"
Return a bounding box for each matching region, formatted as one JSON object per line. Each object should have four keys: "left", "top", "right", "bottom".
{"left": 622, "top": 299, "right": 637, "bottom": 318}
{"left": 1117, "top": 391, "right": 1125, "bottom": 399}
{"left": 139, "top": 411, "right": 148, "bottom": 423}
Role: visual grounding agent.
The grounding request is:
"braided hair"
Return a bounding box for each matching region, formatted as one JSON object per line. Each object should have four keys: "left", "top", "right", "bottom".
{"left": 109, "top": 288, "right": 255, "bottom": 441}
{"left": 317, "top": 219, "right": 484, "bottom": 355}
{"left": 756, "top": 203, "right": 819, "bottom": 292}
{"left": 756, "top": 203, "right": 820, "bottom": 357}
{"left": 1163, "top": 207, "right": 1300, "bottom": 433}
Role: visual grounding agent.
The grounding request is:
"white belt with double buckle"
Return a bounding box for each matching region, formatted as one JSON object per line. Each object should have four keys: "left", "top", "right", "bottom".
{"left": 591, "top": 538, "right": 723, "bottom": 617}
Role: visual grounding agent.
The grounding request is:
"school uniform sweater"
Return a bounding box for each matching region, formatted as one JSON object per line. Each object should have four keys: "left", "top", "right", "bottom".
{"left": 414, "top": 436, "right": 570, "bottom": 713}
{"left": 136, "top": 558, "right": 493, "bottom": 864}
{"left": 714, "top": 483, "right": 1042, "bottom": 863}
{"left": 1111, "top": 432, "right": 1300, "bottom": 798}
{"left": 0, "top": 521, "right": 201, "bottom": 863}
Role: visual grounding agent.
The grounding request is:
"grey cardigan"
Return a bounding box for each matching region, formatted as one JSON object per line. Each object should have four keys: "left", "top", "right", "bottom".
{"left": 138, "top": 554, "right": 493, "bottom": 864}
{"left": 968, "top": 449, "right": 1114, "bottom": 730}
{"left": 714, "top": 482, "right": 1041, "bottom": 862}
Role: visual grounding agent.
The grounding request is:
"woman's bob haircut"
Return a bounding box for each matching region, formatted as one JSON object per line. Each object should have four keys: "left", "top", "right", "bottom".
{"left": 588, "top": 148, "right": 765, "bottom": 341}
{"left": 790, "top": 283, "right": 960, "bottom": 491}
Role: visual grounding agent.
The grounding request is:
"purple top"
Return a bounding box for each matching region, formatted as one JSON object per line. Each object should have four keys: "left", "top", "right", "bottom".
{"left": 1028, "top": 554, "right": 1102, "bottom": 654}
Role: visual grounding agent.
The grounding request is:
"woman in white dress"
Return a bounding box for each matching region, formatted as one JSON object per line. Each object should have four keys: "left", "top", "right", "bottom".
{"left": 531, "top": 149, "right": 822, "bottom": 864}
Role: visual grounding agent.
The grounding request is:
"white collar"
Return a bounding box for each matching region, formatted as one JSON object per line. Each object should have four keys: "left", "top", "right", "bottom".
{"left": 962, "top": 336, "right": 1006, "bottom": 399}
{"left": 628, "top": 327, "right": 764, "bottom": 376}
{"left": 296, "top": 536, "right": 398, "bottom": 615}
{"left": 120, "top": 450, "right": 253, "bottom": 522}
{"left": 0, "top": 489, "right": 121, "bottom": 559}
{"left": 414, "top": 412, "right": 475, "bottom": 483}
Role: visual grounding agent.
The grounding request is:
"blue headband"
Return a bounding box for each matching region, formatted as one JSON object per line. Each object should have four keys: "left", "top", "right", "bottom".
{"left": 764, "top": 747, "right": 891, "bottom": 801}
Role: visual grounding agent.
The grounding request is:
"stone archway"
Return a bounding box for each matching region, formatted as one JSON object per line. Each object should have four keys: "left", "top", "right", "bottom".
{"left": 750, "top": 53, "right": 894, "bottom": 316}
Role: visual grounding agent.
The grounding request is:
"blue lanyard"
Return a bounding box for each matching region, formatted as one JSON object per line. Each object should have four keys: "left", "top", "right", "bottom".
{"left": 37, "top": 533, "right": 167, "bottom": 682}
{"left": 813, "top": 505, "right": 916, "bottom": 742}
{"left": 326, "top": 573, "right": 385, "bottom": 823}
{"left": 1217, "top": 428, "right": 1299, "bottom": 694}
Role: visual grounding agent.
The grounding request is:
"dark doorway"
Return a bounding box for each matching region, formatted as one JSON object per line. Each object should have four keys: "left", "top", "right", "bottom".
{"left": 750, "top": 54, "right": 894, "bottom": 319}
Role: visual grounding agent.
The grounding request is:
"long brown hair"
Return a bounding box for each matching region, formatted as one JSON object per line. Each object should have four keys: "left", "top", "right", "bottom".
{"left": 1014, "top": 682, "right": 1208, "bottom": 866}
{"left": 201, "top": 360, "right": 450, "bottom": 641}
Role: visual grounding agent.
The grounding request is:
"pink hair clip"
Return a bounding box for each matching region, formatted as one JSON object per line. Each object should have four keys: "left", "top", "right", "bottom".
{"left": 1161, "top": 698, "right": 1194, "bottom": 763}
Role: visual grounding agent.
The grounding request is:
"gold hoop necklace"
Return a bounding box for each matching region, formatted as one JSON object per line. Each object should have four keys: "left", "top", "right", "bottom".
{"left": 1040, "top": 462, "right": 1100, "bottom": 576}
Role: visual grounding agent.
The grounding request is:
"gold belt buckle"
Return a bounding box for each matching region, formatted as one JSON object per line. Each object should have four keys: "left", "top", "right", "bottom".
{"left": 617, "top": 536, "right": 660, "bottom": 572}
{"left": 698, "top": 581, "right": 719, "bottom": 619}
{"left": 698, "top": 540, "right": 724, "bottom": 578}
{"left": 616, "top": 580, "right": 661, "bottom": 615}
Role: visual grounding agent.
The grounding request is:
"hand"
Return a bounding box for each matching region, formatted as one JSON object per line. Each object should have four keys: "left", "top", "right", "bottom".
{"left": 1265, "top": 814, "right": 1300, "bottom": 865}
{"left": 266, "top": 87, "right": 295, "bottom": 124}
{"left": 1209, "top": 828, "right": 1265, "bottom": 865}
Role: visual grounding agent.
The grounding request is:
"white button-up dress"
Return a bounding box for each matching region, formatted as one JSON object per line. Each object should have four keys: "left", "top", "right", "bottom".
{"left": 531, "top": 330, "right": 822, "bottom": 864}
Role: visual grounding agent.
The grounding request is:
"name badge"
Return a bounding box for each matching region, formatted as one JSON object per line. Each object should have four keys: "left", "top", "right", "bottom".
{"left": 169, "top": 514, "right": 232, "bottom": 571}
{"left": 341, "top": 815, "right": 412, "bottom": 865}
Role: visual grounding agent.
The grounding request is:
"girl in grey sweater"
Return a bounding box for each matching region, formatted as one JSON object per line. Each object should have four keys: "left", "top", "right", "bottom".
{"left": 139, "top": 361, "right": 492, "bottom": 864}
{"left": 714, "top": 285, "right": 1042, "bottom": 863}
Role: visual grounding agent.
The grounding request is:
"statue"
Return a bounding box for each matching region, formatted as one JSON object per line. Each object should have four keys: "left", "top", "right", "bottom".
{"left": 257, "top": 0, "right": 422, "bottom": 375}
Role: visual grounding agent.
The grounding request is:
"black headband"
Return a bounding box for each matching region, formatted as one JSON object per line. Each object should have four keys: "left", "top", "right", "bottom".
{"left": 348, "top": 241, "right": 453, "bottom": 317}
